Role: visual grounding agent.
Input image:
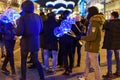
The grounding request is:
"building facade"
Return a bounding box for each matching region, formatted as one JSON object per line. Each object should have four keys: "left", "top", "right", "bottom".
{"left": 0, "top": 0, "right": 40, "bottom": 14}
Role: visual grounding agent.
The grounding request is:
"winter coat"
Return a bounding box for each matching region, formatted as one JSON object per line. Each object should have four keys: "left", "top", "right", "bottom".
{"left": 110, "top": 19, "right": 120, "bottom": 50}
{"left": 16, "top": 13, "right": 43, "bottom": 52}
{"left": 102, "top": 20, "right": 112, "bottom": 50}
{"left": 43, "top": 17, "right": 59, "bottom": 50}
{"left": 81, "top": 14, "right": 105, "bottom": 53}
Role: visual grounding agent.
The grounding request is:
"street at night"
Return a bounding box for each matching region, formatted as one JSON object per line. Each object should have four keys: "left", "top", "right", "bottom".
{"left": 0, "top": 38, "right": 120, "bottom": 80}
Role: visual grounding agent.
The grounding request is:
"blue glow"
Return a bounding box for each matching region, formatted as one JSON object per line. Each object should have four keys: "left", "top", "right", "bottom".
{"left": 0, "top": 8, "right": 20, "bottom": 23}
{"left": 79, "top": 0, "right": 87, "bottom": 16}
{"left": 54, "top": 18, "right": 75, "bottom": 37}
{"left": 31, "top": 0, "right": 37, "bottom": 2}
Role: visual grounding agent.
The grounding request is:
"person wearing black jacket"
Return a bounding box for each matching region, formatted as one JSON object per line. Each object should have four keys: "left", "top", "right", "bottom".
{"left": 73, "top": 15, "right": 84, "bottom": 67}
{"left": 102, "top": 11, "right": 120, "bottom": 79}
{"left": 59, "top": 11, "right": 83, "bottom": 75}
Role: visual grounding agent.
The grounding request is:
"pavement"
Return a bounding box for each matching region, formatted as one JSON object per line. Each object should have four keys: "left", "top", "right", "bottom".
{"left": 0, "top": 38, "right": 120, "bottom": 80}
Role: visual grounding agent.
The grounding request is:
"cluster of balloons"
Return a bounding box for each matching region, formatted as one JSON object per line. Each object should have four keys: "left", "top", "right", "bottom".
{"left": 0, "top": 7, "right": 20, "bottom": 23}
{"left": 54, "top": 17, "right": 76, "bottom": 37}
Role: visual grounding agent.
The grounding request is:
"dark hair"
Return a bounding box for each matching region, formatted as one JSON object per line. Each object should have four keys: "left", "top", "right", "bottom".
{"left": 47, "top": 12, "right": 56, "bottom": 22}
{"left": 87, "top": 6, "right": 99, "bottom": 21}
{"left": 40, "top": 12, "right": 45, "bottom": 16}
{"left": 62, "top": 10, "right": 71, "bottom": 20}
{"left": 21, "top": 0, "right": 34, "bottom": 13}
{"left": 111, "top": 11, "right": 119, "bottom": 18}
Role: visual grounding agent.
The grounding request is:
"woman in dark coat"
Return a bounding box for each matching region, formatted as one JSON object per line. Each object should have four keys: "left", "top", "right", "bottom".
{"left": 16, "top": 1, "right": 45, "bottom": 80}
{"left": 43, "top": 12, "right": 59, "bottom": 73}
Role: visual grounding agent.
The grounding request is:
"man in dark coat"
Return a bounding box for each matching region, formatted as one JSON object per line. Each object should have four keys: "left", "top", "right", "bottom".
{"left": 16, "top": 1, "right": 45, "bottom": 80}
{"left": 102, "top": 11, "right": 120, "bottom": 79}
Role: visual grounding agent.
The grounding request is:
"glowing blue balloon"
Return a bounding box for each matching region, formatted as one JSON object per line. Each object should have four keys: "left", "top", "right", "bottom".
{"left": 54, "top": 27, "right": 64, "bottom": 37}
{"left": 0, "top": 8, "right": 20, "bottom": 23}
{"left": 60, "top": 20, "right": 71, "bottom": 33}
{"left": 54, "top": 19, "right": 74, "bottom": 37}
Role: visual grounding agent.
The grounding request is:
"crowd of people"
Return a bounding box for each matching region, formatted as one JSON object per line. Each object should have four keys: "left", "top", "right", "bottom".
{"left": 0, "top": 0, "right": 120, "bottom": 80}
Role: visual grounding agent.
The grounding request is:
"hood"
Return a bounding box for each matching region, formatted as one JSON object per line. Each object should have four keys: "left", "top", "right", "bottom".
{"left": 90, "top": 14, "right": 105, "bottom": 25}
{"left": 21, "top": 0, "right": 34, "bottom": 13}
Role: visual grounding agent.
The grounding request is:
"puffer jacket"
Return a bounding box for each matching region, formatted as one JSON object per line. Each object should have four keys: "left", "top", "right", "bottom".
{"left": 81, "top": 14, "right": 105, "bottom": 53}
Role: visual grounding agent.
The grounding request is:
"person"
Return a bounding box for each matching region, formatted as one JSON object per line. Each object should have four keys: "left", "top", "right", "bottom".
{"left": 57, "top": 15, "right": 65, "bottom": 68}
{"left": 0, "top": 20, "right": 5, "bottom": 60}
{"left": 59, "top": 10, "right": 80, "bottom": 75}
{"left": 39, "top": 12, "right": 47, "bottom": 67}
{"left": 1, "top": 22, "right": 16, "bottom": 75}
{"left": 43, "top": 12, "right": 59, "bottom": 74}
{"left": 74, "top": 15, "right": 84, "bottom": 67}
{"left": 102, "top": 11, "right": 120, "bottom": 79}
{"left": 16, "top": 1, "right": 45, "bottom": 80}
{"left": 80, "top": 6, "right": 105, "bottom": 80}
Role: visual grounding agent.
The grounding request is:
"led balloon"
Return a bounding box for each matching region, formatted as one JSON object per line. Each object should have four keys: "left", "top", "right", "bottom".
{"left": 54, "top": 18, "right": 75, "bottom": 37}
{"left": 0, "top": 8, "right": 20, "bottom": 23}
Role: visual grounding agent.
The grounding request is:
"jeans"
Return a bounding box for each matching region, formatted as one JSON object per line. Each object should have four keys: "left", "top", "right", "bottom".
{"left": 85, "top": 52, "right": 101, "bottom": 80}
{"left": 21, "top": 50, "right": 45, "bottom": 80}
{"left": 76, "top": 42, "right": 82, "bottom": 65}
{"left": 44, "top": 49, "right": 58, "bottom": 71}
{"left": 107, "top": 49, "right": 120, "bottom": 73}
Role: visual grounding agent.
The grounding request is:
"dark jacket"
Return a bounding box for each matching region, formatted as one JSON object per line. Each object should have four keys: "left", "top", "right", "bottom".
{"left": 111, "top": 19, "right": 120, "bottom": 50}
{"left": 43, "top": 15, "right": 59, "bottom": 50}
{"left": 102, "top": 20, "right": 112, "bottom": 50}
{"left": 16, "top": 13, "right": 43, "bottom": 52}
{"left": 0, "top": 21, "right": 4, "bottom": 40}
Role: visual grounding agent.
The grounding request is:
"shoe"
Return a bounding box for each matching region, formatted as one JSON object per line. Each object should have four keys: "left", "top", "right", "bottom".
{"left": 113, "top": 72, "right": 120, "bottom": 78}
{"left": 1, "top": 68, "right": 10, "bottom": 75}
{"left": 28, "top": 64, "right": 36, "bottom": 69}
{"left": 89, "top": 67, "right": 94, "bottom": 72}
{"left": 11, "top": 71, "right": 16, "bottom": 76}
{"left": 1, "top": 57, "right": 5, "bottom": 62}
{"left": 77, "top": 76, "right": 86, "bottom": 80}
{"left": 62, "top": 71, "right": 70, "bottom": 75}
{"left": 49, "top": 70, "right": 56, "bottom": 74}
{"left": 102, "top": 72, "right": 113, "bottom": 79}
{"left": 44, "top": 69, "right": 50, "bottom": 73}
{"left": 77, "top": 64, "right": 80, "bottom": 67}
{"left": 27, "top": 60, "right": 32, "bottom": 64}
{"left": 1, "top": 54, "right": 5, "bottom": 58}
{"left": 68, "top": 69, "right": 72, "bottom": 73}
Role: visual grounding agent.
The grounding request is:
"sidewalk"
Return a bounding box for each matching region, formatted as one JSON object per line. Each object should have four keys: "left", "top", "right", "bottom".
{"left": 0, "top": 40, "right": 120, "bottom": 80}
